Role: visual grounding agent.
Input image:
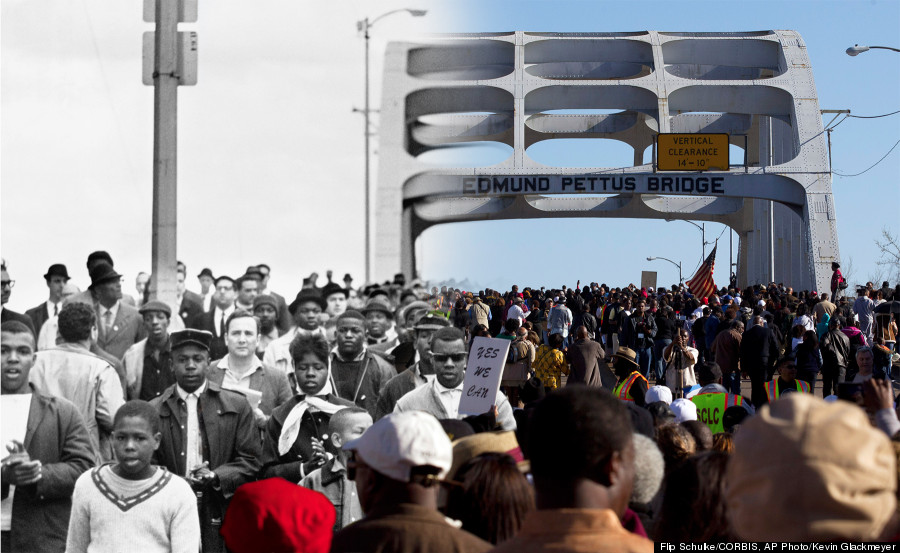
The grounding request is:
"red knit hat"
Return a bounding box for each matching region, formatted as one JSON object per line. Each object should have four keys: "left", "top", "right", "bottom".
{"left": 221, "top": 478, "right": 336, "bottom": 553}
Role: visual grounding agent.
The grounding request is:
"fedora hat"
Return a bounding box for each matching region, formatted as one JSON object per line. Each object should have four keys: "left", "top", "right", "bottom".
{"left": 88, "top": 263, "right": 122, "bottom": 289}
{"left": 43, "top": 263, "right": 70, "bottom": 281}
{"left": 612, "top": 346, "right": 640, "bottom": 368}
{"left": 361, "top": 296, "right": 394, "bottom": 318}
{"left": 289, "top": 289, "right": 325, "bottom": 314}
{"left": 321, "top": 282, "right": 348, "bottom": 300}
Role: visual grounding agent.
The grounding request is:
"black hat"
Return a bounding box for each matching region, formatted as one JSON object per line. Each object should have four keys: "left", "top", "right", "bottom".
{"left": 321, "top": 282, "right": 349, "bottom": 300}
{"left": 43, "top": 264, "right": 70, "bottom": 281}
{"left": 368, "top": 288, "right": 389, "bottom": 300}
{"left": 88, "top": 263, "right": 122, "bottom": 289}
{"left": 243, "top": 266, "right": 265, "bottom": 279}
{"left": 361, "top": 296, "right": 393, "bottom": 318}
{"left": 289, "top": 289, "right": 325, "bottom": 314}
{"left": 343, "top": 273, "right": 353, "bottom": 282}
{"left": 170, "top": 329, "right": 213, "bottom": 351}
{"left": 86, "top": 251, "right": 113, "bottom": 269}
{"left": 139, "top": 300, "right": 172, "bottom": 318}
{"left": 197, "top": 268, "right": 214, "bottom": 279}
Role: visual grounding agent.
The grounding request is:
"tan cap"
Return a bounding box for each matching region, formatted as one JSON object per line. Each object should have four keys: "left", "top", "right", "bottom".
{"left": 448, "top": 431, "right": 526, "bottom": 481}
{"left": 726, "top": 393, "right": 896, "bottom": 541}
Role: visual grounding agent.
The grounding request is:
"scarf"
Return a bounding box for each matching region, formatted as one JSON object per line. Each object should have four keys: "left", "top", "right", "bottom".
{"left": 277, "top": 355, "right": 342, "bottom": 456}
{"left": 277, "top": 395, "right": 346, "bottom": 456}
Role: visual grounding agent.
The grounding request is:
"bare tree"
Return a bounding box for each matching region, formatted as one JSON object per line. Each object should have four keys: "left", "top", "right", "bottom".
{"left": 875, "top": 227, "right": 900, "bottom": 284}
{"left": 843, "top": 255, "right": 856, "bottom": 289}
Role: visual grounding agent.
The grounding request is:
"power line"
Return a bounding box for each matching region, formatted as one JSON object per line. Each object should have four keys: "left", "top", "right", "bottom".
{"left": 826, "top": 115, "right": 849, "bottom": 131}
{"left": 847, "top": 110, "right": 900, "bottom": 119}
{"left": 833, "top": 139, "right": 900, "bottom": 177}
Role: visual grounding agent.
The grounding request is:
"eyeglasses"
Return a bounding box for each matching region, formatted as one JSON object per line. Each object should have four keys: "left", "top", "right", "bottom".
{"left": 432, "top": 353, "right": 467, "bottom": 363}
{"left": 0, "top": 280, "right": 14, "bottom": 288}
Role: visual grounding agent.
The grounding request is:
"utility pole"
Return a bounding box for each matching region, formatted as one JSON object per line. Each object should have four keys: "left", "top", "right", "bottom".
{"left": 143, "top": 0, "right": 197, "bottom": 306}
{"left": 151, "top": 0, "right": 179, "bottom": 306}
{"left": 356, "top": 9, "right": 427, "bottom": 285}
{"left": 363, "top": 18, "right": 371, "bottom": 285}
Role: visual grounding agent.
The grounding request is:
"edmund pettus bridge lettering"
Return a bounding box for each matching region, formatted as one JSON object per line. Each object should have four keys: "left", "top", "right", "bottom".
{"left": 461, "top": 175, "right": 726, "bottom": 196}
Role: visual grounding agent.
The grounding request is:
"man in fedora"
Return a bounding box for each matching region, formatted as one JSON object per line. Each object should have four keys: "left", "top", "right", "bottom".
{"left": 68, "top": 251, "right": 136, "bottom": 308}
{"left": 25, "top": 263, "right": 69, "bottom": 336}
{"left": 197, "top": 268, "right": 215, "bottom": 312}
{"left": 612, "top": 347, "right": 648, "bottom": 407}
{"left": 87, "top": 262, "right": 144, "bottom": 361}
{"left": 150, "top": 328, "right": 261, "bottom": 553}
{"left": 322, "top": 282, "right": 349, "bottom": 320}
{"left": 362, "top": 296, "right": 398, "bottom": 348}
{"left": 263, "top": 289, "right": 328, "bottom": 376}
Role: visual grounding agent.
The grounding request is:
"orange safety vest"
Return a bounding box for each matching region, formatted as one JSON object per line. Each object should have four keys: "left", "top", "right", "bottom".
{"left": 764, "top": 378, "right": 810, "bottom": 403}
{"left": 614, "top": 372, "right": 648, "bottom": 402}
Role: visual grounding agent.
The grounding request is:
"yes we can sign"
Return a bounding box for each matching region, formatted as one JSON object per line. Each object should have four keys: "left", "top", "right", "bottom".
{"left": 458, "top": 337, "right": 511, "bottom": 416}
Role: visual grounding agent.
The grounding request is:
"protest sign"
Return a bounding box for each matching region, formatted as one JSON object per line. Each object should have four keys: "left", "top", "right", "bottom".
{"left": 459, "top": 336, "right": 511, "bottom": 416}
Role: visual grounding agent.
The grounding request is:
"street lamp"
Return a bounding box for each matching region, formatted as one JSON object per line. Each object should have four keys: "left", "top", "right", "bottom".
{"left": 647, "top": 256, "right": 683, "bottom": 285}
{"left": 846, "top": 44, "right": 900, "bottom": 56}
{"left": 357, "top": 8, "right": 427, "bottom": 285}
{"left": 664, "top": 219, "right": 712, "bottom": 261}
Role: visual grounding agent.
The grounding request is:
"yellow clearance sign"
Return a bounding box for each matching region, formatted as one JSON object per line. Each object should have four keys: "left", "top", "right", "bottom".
{"left": 657, "top": 133, "right": 729, "bottom": 171}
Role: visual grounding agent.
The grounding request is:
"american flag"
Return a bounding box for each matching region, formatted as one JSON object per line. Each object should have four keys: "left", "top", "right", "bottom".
{"left": 687, "top": 245, "right": 717, "bottom": 299}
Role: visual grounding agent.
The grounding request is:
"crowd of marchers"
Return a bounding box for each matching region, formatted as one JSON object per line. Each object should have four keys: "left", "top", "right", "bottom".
{"left": 1, "top": 250, "right": 900, "bottom": 552}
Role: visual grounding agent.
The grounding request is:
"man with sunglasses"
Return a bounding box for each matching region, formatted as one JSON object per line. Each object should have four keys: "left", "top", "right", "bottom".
{"left": 392, "top": 327, "right": 516, "bottom": 430}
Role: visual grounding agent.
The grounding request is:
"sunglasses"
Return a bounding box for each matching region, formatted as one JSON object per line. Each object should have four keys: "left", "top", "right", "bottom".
{"left": 431, "top": 353, "right": 467, "bottom": 363}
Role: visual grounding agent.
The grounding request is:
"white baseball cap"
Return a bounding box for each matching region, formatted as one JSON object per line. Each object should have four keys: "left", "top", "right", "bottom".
{"left": 342, "top": 411, "right": 452, "bottom": 483}
{"left": 670, "top": 398, "right": 698, "bottom": 423}
{"left": 645, "top": 385, "right": 673, "bottom": 405}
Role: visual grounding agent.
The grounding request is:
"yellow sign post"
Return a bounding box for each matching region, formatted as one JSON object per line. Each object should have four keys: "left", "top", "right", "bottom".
{"left": 657, "top": 133, "right": 729, "bottom": 171}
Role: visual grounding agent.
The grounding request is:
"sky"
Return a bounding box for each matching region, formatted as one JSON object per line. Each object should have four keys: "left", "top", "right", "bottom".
{"left": 421, "top": 0, "right": 900, "bottom": 292}
{"left": 2, "top": 0, "right": 898, "bottom": 311}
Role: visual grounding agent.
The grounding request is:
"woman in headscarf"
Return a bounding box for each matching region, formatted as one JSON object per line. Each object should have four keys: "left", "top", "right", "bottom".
{"left": 259, "top": 333, "right": 354, "bottom": 482}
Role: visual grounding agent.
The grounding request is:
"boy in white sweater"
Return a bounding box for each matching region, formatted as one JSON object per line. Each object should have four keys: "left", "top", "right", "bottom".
{"left": 66, "top": 400, "right": 200, "bottom": 553}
